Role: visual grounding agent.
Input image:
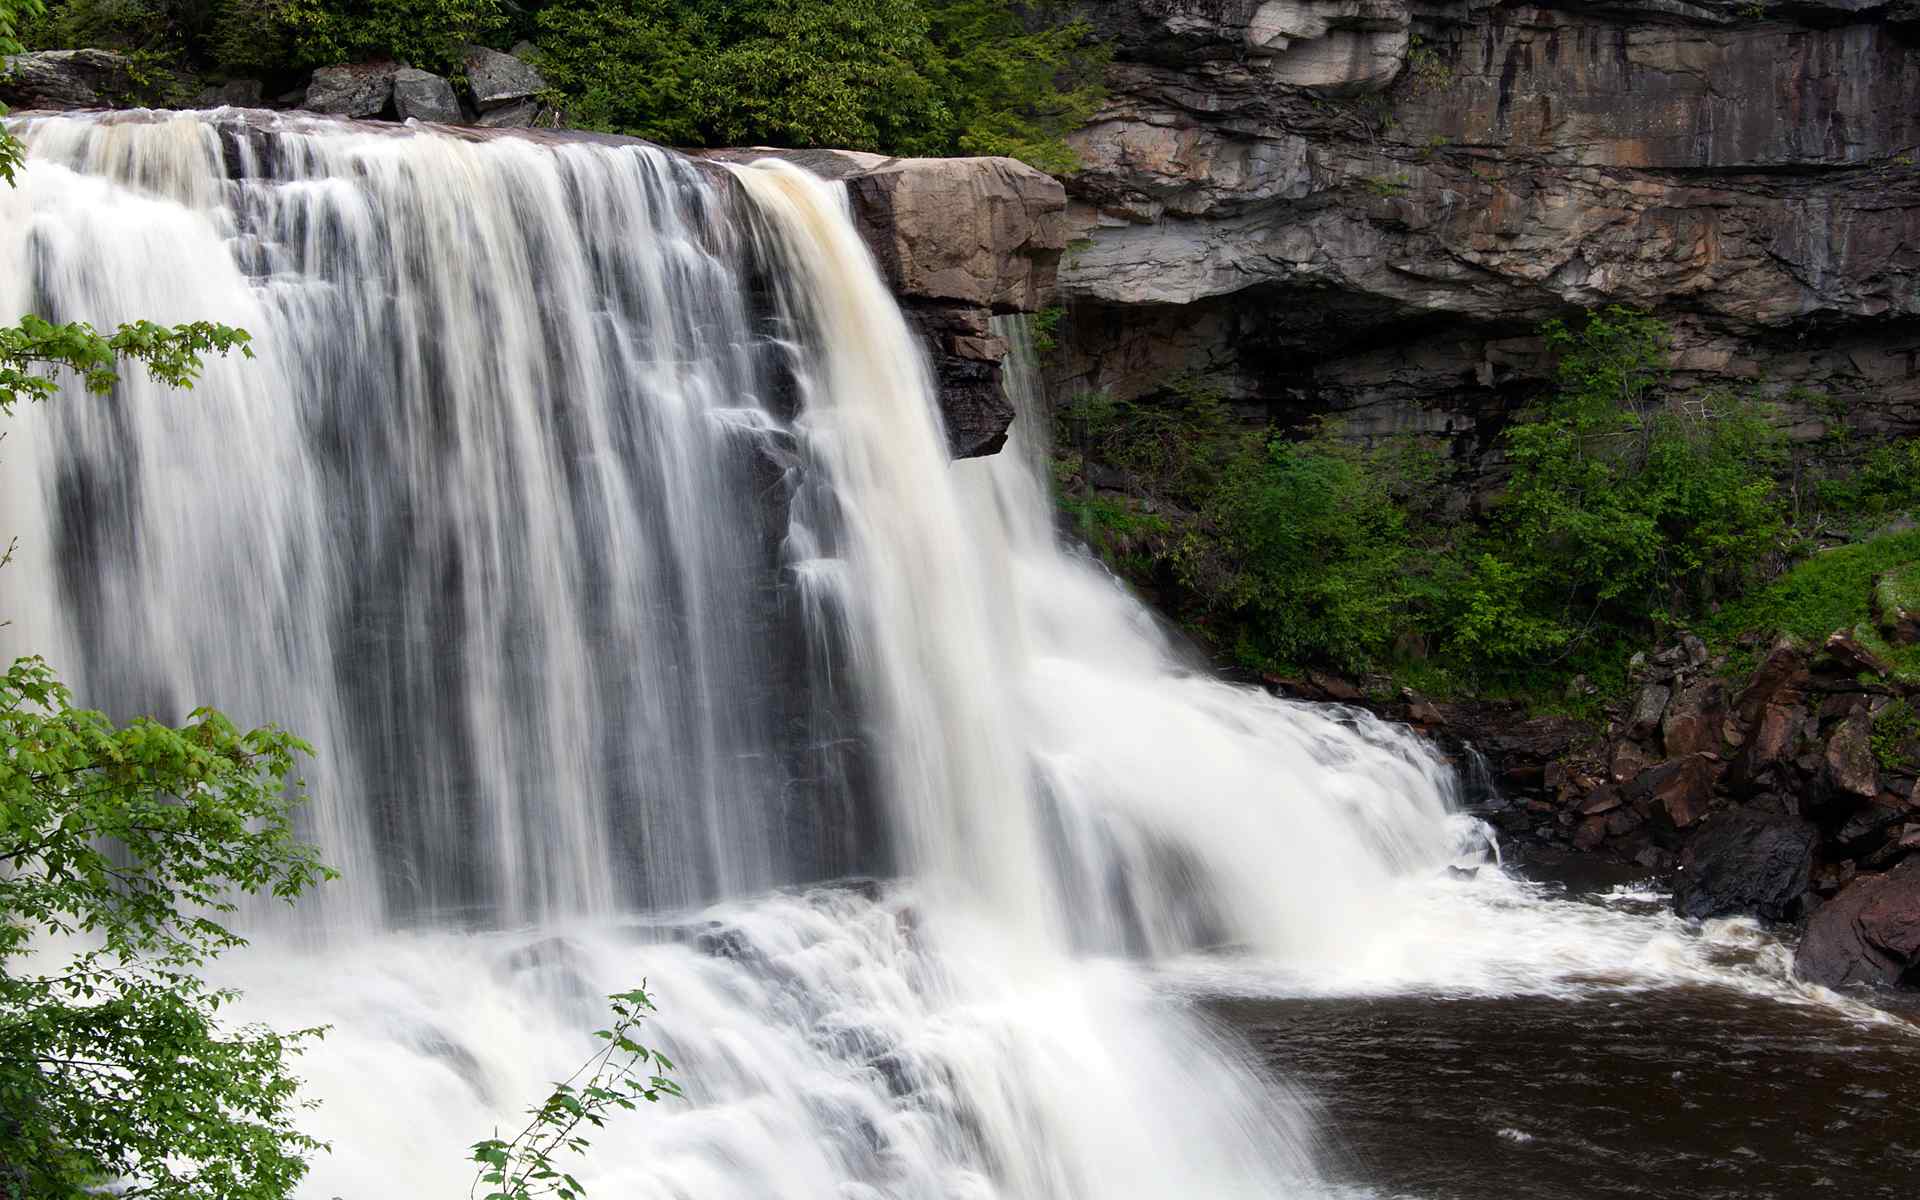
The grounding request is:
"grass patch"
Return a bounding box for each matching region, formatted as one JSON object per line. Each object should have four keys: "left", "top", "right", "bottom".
{"left": 1709, "top": 528, "right": 1920, "bottom": 682}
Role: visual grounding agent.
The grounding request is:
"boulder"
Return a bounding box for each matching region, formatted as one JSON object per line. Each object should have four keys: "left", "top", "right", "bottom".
{"left": 1794, "top": 857, "right": 1920, "bottom": 989}
{"left": 1673, "top": 809, "right": 1818, "bottom": 923}
{"left": 474, "top": 99, "right": 539, "bottom": 129}
{"left": 464, "top": 45, "right": 545, "bottom": 112}
{"left": 0, "top": 48, "right": 135, "bottom": 110}
{"left": 1824, "top": 629, "right": 1889, "bottom": 678}
{"left": 1734, "top": 640, "right": 1808, "bottom": 726}
{"left": 1825, "top": 713, "right": 1880, "bottom": 801}
{"left": 1639, "top": 753, "right": 1720, "bottom": 831}
{"left": 1660, "top": 678, "right": 1724, "bottom": 757}
{"left": 393, "top": 68, "right": 461, "bottom": 124}
{"left": 193, "top": 78, "right": 264, "bottom": 108}
{"left": 304, "top": 62, "right": 399, "bottom": 117}
{"left": 1626, "top": 682, "right": 1671, "bottom": 743}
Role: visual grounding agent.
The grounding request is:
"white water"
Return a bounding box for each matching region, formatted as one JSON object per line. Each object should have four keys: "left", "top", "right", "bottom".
{"left": 1, "top": 111, "right": 1894, "bottom": 1199}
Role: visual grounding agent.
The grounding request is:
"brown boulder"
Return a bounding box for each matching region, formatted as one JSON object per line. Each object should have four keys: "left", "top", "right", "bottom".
{"left": 1734, "top": 639, "right": 1808, "bottom": 727}
{"left": 1741, "top": 701, "right": 1805, "bottom": 779}
{"left": 1794, "top": 857, "right": 1920, "bottom": 989}
{"left": 1824, "top": 629, "right": 1890, "bottom": 678}
{"left": 1640, "top": 753, "right": 1721, "bottom": 831}
{"left": 1609, "top": 739, "right": 1654, "bottom": 785}
{"left": 1661, "top": 678, "right": 1725, "bottom": 757}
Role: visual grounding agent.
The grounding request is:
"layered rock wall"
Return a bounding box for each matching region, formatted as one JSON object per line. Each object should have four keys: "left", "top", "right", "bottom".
{"left": 1053, "top": 0, "right": 1920, "bottom": 472}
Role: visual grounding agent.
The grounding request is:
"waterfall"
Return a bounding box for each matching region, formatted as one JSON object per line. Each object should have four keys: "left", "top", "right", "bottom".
{"left": 0, "top": 111, "right": 1485, "bottom": 1197}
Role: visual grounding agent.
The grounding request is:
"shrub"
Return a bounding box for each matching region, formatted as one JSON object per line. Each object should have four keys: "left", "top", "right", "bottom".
{"left": 1181, "top": 424, "right": 1420, "bottom": 674}
{"left": 273, "top": 0, "right": 503, "bottom": 75}
{"left": 1485, "top": 308, "right": 1786, "bottom": 662}
{"left": 531, "top": 0, "right": 1104, "bottom": 170}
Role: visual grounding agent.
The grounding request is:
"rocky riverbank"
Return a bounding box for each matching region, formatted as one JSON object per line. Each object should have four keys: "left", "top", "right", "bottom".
{"left": 1272, "top": 576, "right": 1920, "bottom": 988}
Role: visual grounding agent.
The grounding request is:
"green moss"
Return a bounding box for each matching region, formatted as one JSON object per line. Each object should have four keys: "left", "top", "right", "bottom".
{"left": 1872, "top": 698, "right": 1918, "bottom": 771}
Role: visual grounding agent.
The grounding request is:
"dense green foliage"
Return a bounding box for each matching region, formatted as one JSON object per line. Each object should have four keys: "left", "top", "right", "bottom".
{"left": 16, "top": 0, "right": 499, "bottom": 77}
{"left": 1055, "top": 306, "right": 1920, "bottom": 703}
{"left": 1709, "top": 528, "right": 1920, "bottom": 684}
{"left": 469, "top": 987, "right": 679, "bottom": 1200}
{"left": 274, "top": 0, "right": 502, "bottom": 74}
{"left": 1181, "top": 425, "right": 1436, "bottom": 674}
{"left": 529, "top": 0, "right": 1105, "bottom": 170}
{"left": 1454, "top": 308, "right": 1786, "bottom": 666}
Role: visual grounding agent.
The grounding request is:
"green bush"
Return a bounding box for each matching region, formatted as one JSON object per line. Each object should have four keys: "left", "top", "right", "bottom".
{"left": 1709, "top": 527, "right": 1920, "bottom": 683}
{"left": 1477, "top": 308, "right": 1787, "bottom": 664}
{"left": 1180, "top": 424, "right": 1422, "bottom": 674}
{"left": 531, "top": 0, "right": 1105, "bottom": 170}
{"left": 274, "top": 0, "right": 502, "bottom": 75}
{"left": 1812, "top": 436, "right": 1920, "bottom": 530}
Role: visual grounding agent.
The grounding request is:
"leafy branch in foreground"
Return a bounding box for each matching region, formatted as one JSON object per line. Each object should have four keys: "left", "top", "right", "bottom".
{"left": 0, "top": 656, "right": 335, "bottom": 1199}
{"left": 470, "top": 986, "right": 681, "bottom": 1200}
{"left": 1, "top": 313, "right": 253, "bottom": 413}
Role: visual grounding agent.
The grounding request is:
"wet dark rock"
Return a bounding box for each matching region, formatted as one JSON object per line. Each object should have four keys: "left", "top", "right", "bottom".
{"left": 393, "top": 68, "right": 461, "bottom": 124}
{"left": 1673, "top": 810, "right": 1817, "bottom": 924}
{"left": 0, "top": 48, "right": 134, "bottom": 109}
{"left": 1836, "top": 802, "right": 1907, "bottom": 854}
{"left": 304, "top": 62, "right": 399, "bottom": 117}
{"left": 464, "top": 45, "right": 545, "bottom": 112}
{"left": 1795, "top": 857, "right": 1920, "bottom": 989}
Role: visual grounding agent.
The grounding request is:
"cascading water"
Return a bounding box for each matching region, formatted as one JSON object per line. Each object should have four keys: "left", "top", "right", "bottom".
{"left": 6, "top": 110, "right": 1889, "bottom": 1200}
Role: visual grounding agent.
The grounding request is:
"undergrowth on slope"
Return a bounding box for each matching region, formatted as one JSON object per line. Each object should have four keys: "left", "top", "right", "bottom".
{"left": 1050, "top": 306, "right": 1920, "bottom": 710}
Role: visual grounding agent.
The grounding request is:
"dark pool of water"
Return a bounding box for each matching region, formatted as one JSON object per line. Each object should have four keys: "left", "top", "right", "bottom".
{"left": 1213, "top": 988, "right": 1920, "bottom": 1199}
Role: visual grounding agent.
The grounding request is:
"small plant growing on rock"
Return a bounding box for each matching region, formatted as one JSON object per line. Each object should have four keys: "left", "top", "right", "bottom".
{"left": 1403, "top": 33, "right": 1453, "bottom": 94}
{"left": 1031, "top": 305, "right": 1064, "bottom": 356}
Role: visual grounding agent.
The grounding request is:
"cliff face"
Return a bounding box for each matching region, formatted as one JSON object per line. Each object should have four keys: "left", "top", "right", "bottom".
{"left": 1053, "top": 0, "right": 1920, "bottom": 468}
